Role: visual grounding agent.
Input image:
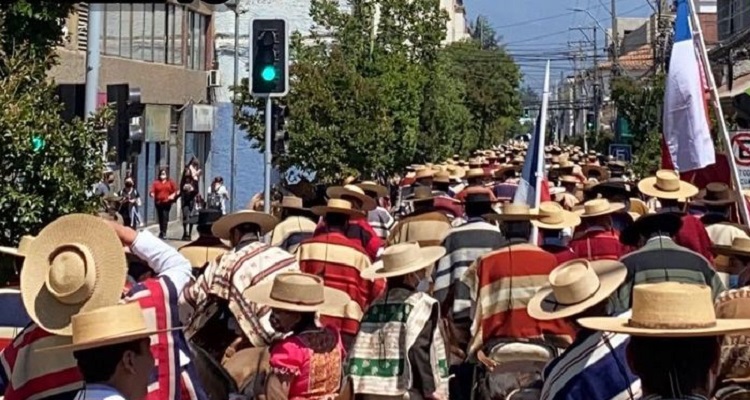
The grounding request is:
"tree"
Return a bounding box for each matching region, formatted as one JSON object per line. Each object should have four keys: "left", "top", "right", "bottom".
{"left": 611, "top": 74, "right": 665, "bottom": 177}
{"left": 0, "top": 2, "right": 111, "bottom": 247}
{"left": 443, "top": 40, "right": 523, "bottom": 148}
{"left": 470, "top": 15, "right": 499, "bottom": 50}
{"left": 234, "top": 0, "right": 476, "bottom": 183}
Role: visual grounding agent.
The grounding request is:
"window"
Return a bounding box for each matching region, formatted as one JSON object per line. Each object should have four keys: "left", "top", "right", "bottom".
{"left": 173, "top": 5, "right": 184, "bottom": 65}
{"left": 187, "top": 11, "right": 208, "bottom": 70}
{"left": 131, "top": 4, "right": 144, "bottom": 60}
{"left": 154, "top": 4, "right": 166, "bottom": 63}
{"left": 103, "top": 3, "right": 120, "bottom": 56}
{"left": 120, "top": 3, "right": 132, "bottom": 58}
{"left": 199, "top": 15, "right": 207, "bottom": 70}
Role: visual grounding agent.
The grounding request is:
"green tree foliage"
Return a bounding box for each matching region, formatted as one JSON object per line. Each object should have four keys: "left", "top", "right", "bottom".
{"left": 470, "top": 15, "right": 499, "bottom": 50}
{"left": 0, "top": 2, "right": 110, "bottom": 247}
{"left": 234, "top": 0, "right": 484, "bottom": 183}
{"left": 443, "top": 40, "right": 523, "bottom": 148}
{"left": 611, "top": 74, "right": 665, "bottom": 177}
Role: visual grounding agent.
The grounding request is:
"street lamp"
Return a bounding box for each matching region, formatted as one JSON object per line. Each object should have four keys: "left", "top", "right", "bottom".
{"left": 570, "top": 7, "right": 619, "bottom": 70}
{"left": 225, "top": 0, "right": 246, "bottom": 213}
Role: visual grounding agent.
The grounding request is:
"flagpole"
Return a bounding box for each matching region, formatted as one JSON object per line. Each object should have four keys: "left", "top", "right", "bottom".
{"left": 530, "top": 60, "right": 551, "bottom": 244}
{"left": 687, "top": 0, "right": 750, "bottom": 226}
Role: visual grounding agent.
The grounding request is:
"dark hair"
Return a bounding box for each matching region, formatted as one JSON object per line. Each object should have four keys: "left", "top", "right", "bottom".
{"left": 540, "top": 228, "right": 562, "bottom": 238}
{"left": 433, "top": 182, "right": 450, "bottom": 192}
{"left": 324, "top": 212, "right": 348, "bottom": 228}
{"left": 628, "top": 336, "right": 720, "bottom": 397}
{"left": 74, "top": 339, "right": 146, "bottom": 383}
{"left": 196, "top": 224, "right": 212, "bottom": 236}
{"left": 158, "top": 167, "right": 168, "bottom": 175}
{"left": 465, "top": 201, "right": 492, "bottom": 218}
{"left": 233, "top": 222, "right": 261, "bottom": 235}
{"left": 503, "top": 220, "right": 532, "bottom": 239}
{"left": 213, "top": 176, "right": 224, "bottom": 184}
{"left": 291, "top": 312, "right": 317, "bottom": 335}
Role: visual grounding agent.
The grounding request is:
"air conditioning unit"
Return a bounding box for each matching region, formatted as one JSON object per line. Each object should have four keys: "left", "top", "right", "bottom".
{"left": 207, "top": 70, "right": 221, "bottom": 88}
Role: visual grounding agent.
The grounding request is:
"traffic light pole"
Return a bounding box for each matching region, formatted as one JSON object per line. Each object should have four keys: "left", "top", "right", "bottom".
{"left": 264, "top": 97, "right": 273, "bottom": 214}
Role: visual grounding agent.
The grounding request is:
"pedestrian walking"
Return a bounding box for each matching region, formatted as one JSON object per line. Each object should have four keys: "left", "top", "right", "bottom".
{"left": 149, "top": 167, "right": 177, "bottom": 239}
{"left": 117, "top": 177, "right": 141, "bottom": 229}
{"left": 207, "top": 176, "right": 230, "bottom": 214}
{"left": 180, "top": 166, "right": 199, "bottom": 240}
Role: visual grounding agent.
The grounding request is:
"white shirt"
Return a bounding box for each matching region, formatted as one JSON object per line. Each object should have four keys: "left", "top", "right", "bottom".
{"left": 74, "top": 384, "right": 126, "bottom": 400}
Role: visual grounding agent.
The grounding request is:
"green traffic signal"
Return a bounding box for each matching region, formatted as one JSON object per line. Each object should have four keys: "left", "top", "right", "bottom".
{"left": 261, "top": 66, "right": 277, "bottom": 82}
{"left": 31, "top": 136, "right": 45, "bottom": 152}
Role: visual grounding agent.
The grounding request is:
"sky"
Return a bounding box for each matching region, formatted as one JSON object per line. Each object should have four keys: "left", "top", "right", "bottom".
{"left": 465, "top": 0, "right": 654, "bottom": 89}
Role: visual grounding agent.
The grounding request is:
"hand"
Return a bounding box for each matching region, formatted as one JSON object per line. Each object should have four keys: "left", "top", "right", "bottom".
{"left": 104, "top": 220, "right": 137, "bottom": 247}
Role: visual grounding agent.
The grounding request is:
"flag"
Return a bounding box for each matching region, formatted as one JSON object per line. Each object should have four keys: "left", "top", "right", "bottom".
{"left": 662, "top": 0, "right": 714, "bottom": 172}
{"left": 514, "top": 113, "right": 544, "bottom": 207}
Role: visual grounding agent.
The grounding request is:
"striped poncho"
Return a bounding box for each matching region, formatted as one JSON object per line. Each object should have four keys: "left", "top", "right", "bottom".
{"left": 366, "top": 207, "right": 395, "bottom": 242}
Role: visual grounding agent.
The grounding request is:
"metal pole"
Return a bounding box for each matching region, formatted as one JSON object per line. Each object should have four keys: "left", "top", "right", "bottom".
{"left": 85, "top": 4, "right": 103, "bottom": 156}
{"left": 611, "top": 0, "right": 619, "bottom": 71}
{"left": 593, "top": 25, "right": 600, "bottom": 141}
{"left": 229, "top": 9, "right": 239, "bottom": 212}
{"left": 264, "top": 97, "right": 272, "bottom": 214}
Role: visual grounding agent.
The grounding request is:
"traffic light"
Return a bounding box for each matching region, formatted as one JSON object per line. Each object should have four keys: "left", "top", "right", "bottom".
{"left": 107, "top": 84, "right": 144, "bottom": 164}
{"left": 271, "top": 104, "right": 289, "bottom": 154}
{"left": 250, "top": 19, "right": 289, "bottom": 97}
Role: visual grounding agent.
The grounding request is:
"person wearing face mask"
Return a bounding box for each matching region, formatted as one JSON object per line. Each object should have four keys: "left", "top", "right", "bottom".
{"left": 349, "top": 242, "right": 449, "bottom": 400}
{"left": 243, "top": 273, "right": 350, "bottom": 400}
{"left": 117, "top": 177, "right": 141, "bottom": 229}
{"left": 149, "top": 167, "right": 178, "bottom": 239}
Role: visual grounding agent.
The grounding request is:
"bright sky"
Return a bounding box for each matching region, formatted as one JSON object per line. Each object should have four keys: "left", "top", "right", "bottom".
{"left": 465, "top": 0, "right": 654, "bottom": 89}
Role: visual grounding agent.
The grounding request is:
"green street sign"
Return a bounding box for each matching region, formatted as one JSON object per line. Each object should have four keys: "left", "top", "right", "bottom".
{"left": 31, "top": 136, "right": 45, "bottom": 152}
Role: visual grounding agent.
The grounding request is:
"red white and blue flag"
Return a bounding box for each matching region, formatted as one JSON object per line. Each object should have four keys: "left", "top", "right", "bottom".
{"left": 662, "top": 0, "right": 714, "bottom": 172}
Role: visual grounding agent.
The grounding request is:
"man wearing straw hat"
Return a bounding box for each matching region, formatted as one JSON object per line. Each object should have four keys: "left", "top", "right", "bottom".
{"left": 568, "top": 199, "right": 630, "bottom": 261}
{"left": 388, "top": 186, "right": 452, "bottom": 247}
{"left": 1, "top": 214, "right": 204, "bottom": 400}
{"left": 321, "top": 185, "right": 383, "bottom": 261}
{"left": 613, "top": 212, "right": 724, "bottom": 315}
{"left": 357, "top": 181, "right": 396, "bottom": 242}
{"left": 711, "top": 237, "right": 750, "bottom": 397}
{"left": 180, "top": 209, "right": 298, "bottom": 352}
{"left": 39, "top": 303, "right": 178, "bottom": 400}
{"left": 462, "top": 203, "right": 575, "bottom": 358}
{"left": 178, "top": 208, "right": 230, "bottom": 272}
{"left": 638, "top": 169, "right": 715, "bottom": 263}
{"left": 696, "top": 182, "right": 750, "bottom": 247}
{"left": 349, "top": 242, "right": 449, "bottom": 400}
{"left": 534, "top": 202, "right": 581, "bottom": 264}
{"left": 268, "top": 195, "right": 317, "bottom": 253}
{"left": 579, "top": 282, "right": 750, "bottom": 400}
{"left": 528, "top": 259, "right": 640, "bottom": 400}
{"left": 297, "top": 198, "right": 385, "bottom": 350}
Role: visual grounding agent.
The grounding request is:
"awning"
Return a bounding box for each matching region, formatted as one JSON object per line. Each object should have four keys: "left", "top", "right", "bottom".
{"left": 718, "top": 73, "right": 750, "bottom": 99}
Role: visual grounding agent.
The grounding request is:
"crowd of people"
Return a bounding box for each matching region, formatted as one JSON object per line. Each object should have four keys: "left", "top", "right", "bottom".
{"left": 2, "top": 141, "right": 750, "bottom": 400}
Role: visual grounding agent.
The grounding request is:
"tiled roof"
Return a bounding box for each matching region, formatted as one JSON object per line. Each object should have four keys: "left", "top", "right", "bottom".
{"left": 599, "top": 44, "right": 654, "bottom": 71}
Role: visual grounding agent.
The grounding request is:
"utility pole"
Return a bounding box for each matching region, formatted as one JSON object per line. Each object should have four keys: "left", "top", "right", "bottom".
{"left": 593, "top": 24, "right": 600, "bottom": 150}
{"left": 85, "top": 4, "right": 103, "bottom": 159}
{"left": 611, "top": 0, "right": 619, "bottom": 74}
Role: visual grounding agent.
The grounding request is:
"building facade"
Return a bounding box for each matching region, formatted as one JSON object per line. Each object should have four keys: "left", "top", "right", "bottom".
{"left": 50, "top": 1, "right": 216, "bottom": 225}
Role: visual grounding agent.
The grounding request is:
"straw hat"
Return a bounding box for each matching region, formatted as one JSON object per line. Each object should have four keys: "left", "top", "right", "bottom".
{"left": 528, "top": 259, "right": 627, "bottom": 320}
{"left": 714, "top": 237, "right": 750, "bottom": 259}
{"left": 579, "top": 282, "right": 750, "bottom": 337}
{"left": 486, "top": 202, "right": 539, "bottom": 221}
{"left": 243, "top": 272, "right": 350, "bottom": 313}
{"left": 433, "top": 170, "right": 452, "bottom": 184}
{"left": 619, "top": 212, "right": 683, "bottom": 246}
{"left": 447, "top": 166, "right": 466, "bottom": 180}
{"left": 638, "top": 169, "right": 699, "bottom": 199}
{"left": 356, "top": 181, "right": 388, "bottom": 198}
{"left": 311, "top": 198, "right": 365, "bottom": 217}
{"left": 212, "top": 210, "right": 279, "bottom": 240}
{"left": 582, "top": 164, "right": 610, "bottom": 181}
{"left": 37, "top": 303, "right": 177, "bottom": 352}
{"left": 278, "top": 196, "right": 308, "bottom": 210}
{"left": 532, "top": 202, "right": 581, "bottom": 230}
{"left": 0, "top": 235, "right": 35, "bottom": 258}
{"left": 574, "top": 199, "right": 625, "bottom": 218}
{"left": 21, "top": 214, "right": 127, "bottom": 335}
{"left": 465, "top": 168, "right": 487, "bottom": 180}
{"left": 407, "top": 186, "right": 435, "bottom": 202}
{"left": 361, "top": 242, "right": 446, "bottom": 280}
{"left": 327, "top": 185, "right": 376, "bottom": 211}
{"left": 493, "top": 165, "right": 519, "bottom": 179}
{"left": 694, "top": 182, "right": 736, "bottom": 206}
{"left": 414, "top": 169, "right": 435, "bottom": 180}
{"left": 559, "top": 175, "right": 579, "bottom": 184}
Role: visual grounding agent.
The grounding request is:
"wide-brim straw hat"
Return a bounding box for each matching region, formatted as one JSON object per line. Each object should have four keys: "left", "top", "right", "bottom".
{"left": 37, "top": 303, "right": 178, "bottom": 352}
{"left": 579, "top": 282, "right": 750, "bottom": 337}
{"left": 619, "top": 212, "right": 683, "bottom": 246}
{"left": 356, "top": 181, "right": 388, "bottom": 198}
{"left": 311, "top": 198, "right": 365, "bottom": 217}
{"left": 574, "top": 199, "right": 625, "bottom": 218}
{"left": 0, "top": 235, "right": 35, "bottom": 258}
{"left": 407, "top": 186, "right": 435, "bottom": 203}
{"left": 465, "top": 168, "right": 487, "bottom": 180}
{"left": 581, "top": 164, "right": 610, "bottom": 180}
{"left": 21, "top": 214, "right": 127, "bottom": 336}
{"left": 243, "top": 272, "right": 350, "bottom": 313}
{"left": 327, "top": 185, "right": 376, "bottom": 211}
{"left": 638, "top": 169, "right": 699, "bottom": 199}
{"left": 414, "top": 168, "right": 435, "bottom": 180}
{"left": 528, "top": 259, "right": 627, "bottom": 320}
{"left": 362, "top": 242, "right": 446, "bottom": 280}
{"left": 212, "top": 210, "right": 279, "bottom": 239}
{"left": 714, "top": 237, "right": 750, "bottom": 259}
{"left": 279, "top": 196, "right": 308, "bottom": 211}
{"left": 493, "top": 165, "right": 520, "bottom": 179}
{"left": 532, "top": 202, "right": 581, "bottom": 230}
{"left": 694, "top": 182, "right": 736, "bottom": 206}
{"left": 485, "top": 202, "right": 540, "bottom": 221}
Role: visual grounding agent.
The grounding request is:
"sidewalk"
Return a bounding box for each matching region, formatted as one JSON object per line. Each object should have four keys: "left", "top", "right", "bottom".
{"left": 144, "top": 221, "right": 196, "bottom": 248}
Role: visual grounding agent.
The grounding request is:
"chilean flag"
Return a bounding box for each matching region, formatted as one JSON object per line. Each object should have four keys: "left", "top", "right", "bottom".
{"left": 662, "top": 0, "right": 714, "bottom": 172}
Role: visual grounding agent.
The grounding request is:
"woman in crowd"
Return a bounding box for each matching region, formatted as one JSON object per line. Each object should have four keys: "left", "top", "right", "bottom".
{"left": 149, "top": 167, "right": 177, "bottom": 239}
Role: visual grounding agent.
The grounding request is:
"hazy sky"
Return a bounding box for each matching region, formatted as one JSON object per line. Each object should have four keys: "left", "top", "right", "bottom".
{"left": 465, "top": 0, "right": 654, "bottom": 88}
